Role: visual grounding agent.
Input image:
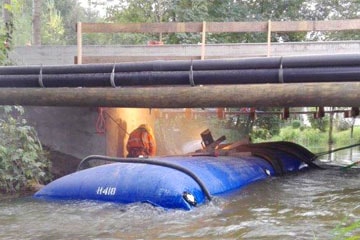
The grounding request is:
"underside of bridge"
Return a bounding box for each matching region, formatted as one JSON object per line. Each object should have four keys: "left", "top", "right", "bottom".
{"left": 1, "top": 54, "right": 359, "bottom": 158}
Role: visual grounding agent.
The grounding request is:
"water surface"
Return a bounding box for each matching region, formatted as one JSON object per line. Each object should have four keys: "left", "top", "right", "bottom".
{"left": 1, "top": 163, "right": 360, "bottom": 239}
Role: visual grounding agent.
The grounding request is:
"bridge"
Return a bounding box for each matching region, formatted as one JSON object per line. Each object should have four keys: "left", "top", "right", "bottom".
{"left": 4, "top": 19, "right": 360, "bottom": 110}
{"left": 4, "top": 19, "right": 360, "bottom": 159}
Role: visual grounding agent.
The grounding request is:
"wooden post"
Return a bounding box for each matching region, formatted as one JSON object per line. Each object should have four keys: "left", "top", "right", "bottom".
{"left": 281, "top": 107, "right": 290, "bottom": 120}
{"left": 267, "top": 20, "right": 272, "bottom": 57}
{"left": 328, "top": 108, "right": 334, "bottom": 161}
{"left": 201, "top": 21, "right": 207, "bottom": 60}
{"left": 351, "top": 107, "right": 360, "bottom": 117}
{"left": 77, "top": 22, "right": 82, "bottom": 64}
{"left": 32, "top": 0, "right": 42, "bottom": 45}
{"left": 315, "top": 106, "right": 325, "bottom": 118}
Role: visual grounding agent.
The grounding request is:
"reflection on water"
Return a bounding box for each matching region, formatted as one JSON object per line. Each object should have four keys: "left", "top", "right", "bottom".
{"left": 1, "top": 166, "right": 360, "bottom": 239}
{"left": 313, "top": 145, "right": 360, "bottom": 166}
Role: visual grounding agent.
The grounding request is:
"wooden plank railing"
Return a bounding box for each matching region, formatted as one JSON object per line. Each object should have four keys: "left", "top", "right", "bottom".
{"left": 76, "top": 19, "right": 360, "bottom": 64}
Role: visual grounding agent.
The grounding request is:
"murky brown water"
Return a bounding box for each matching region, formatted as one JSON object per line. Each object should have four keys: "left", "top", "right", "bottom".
{"left": 1, "top": 161, "right": 360, "bottom": 239}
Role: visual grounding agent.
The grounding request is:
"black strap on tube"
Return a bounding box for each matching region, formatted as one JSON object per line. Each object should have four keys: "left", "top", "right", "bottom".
{"left": 278, "top": 56, "right": 284, "bottom": 83}
{"left": 110, "top": 64, "right": 116, "bottom": 87}
{"left": 189, "top": 60, "right": 195, "bottom": 86}
{"left": 38, "top": 65, "right": 45, "bottom": 88}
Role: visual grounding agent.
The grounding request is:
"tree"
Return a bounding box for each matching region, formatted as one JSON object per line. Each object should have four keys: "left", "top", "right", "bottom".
{"left": 1, "top": 0, "right": 14, "bottom": 64}
{"left": 41, "top": 0, "right": 65, "bottom": 45}
{"left": 53, "top": 0, "right": 86, "bottom": 44}
{"left": 1, "top": 0, "right": 87, "bottom": 46}
{"left": 106, "top": 0, "right": 310, "bottom": 44}
{"left": 301, "top": 0, "right": 360, "bottom": 40}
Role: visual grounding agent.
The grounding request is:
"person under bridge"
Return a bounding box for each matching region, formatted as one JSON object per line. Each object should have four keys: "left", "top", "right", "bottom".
{"left": 126, "top": 124, "right": 156, "bottom": 158}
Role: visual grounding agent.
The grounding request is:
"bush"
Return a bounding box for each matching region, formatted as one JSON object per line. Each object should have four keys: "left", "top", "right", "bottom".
{"left": 251, "top": 128, "right": 272, "bottom": 140}
{"left": 334, "top": 127, "right": 360, "bottom": 147}
{"left": 292, "top": 120, "right": 301, "bottom": 129}
{"left": 0, "top": 106, "right": 52, "bottom": 193}
{"left": 278, "top": 126, "right": 300, "bottom": 142}
{"left": 336, "top": 119, "right": 352, "bottom": 131}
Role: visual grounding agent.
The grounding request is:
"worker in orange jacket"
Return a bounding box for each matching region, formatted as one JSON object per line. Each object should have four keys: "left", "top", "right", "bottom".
{"left": 126, "top": 124, "right": 156, "bottom": 158}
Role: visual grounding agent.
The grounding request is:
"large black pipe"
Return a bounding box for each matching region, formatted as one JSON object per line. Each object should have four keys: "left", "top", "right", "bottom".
{"left": 283, "top": 67, "right": 360, "bottom": 82}
{"left": 0, "top": 69, "right": 280, "bottom": 87}
{"left": 0, "top": 73, "right": 111, "bottom": 88}
{"left": 1, "top": 54, "right": 360, "bottom": 88}
{"left": 1, "top": 54, "right": 360, "bottom": 76}
{"left": 0, "top": 57, "right": 282, "bottom": 75}
{"left": 112, "top": 70, "right": 280, "bottom": 86}
{"left": 281, "top": 54, "right": 360, "bottom": 68}
{"left": 2, "top": 67, "right": 360, "bottom": 87}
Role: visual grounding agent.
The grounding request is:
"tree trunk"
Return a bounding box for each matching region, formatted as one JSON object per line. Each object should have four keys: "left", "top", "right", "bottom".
{"left": 328, "top": 108, "right": 334, "bottom": 161}
{"left": 3, "top": 0, "right": 11, "bottom": 24}
{"left": 3, "top": 0, "right": 13, "bottom": 49}
{"left": 32, "top": 0, "right": 42, "bottom": 45}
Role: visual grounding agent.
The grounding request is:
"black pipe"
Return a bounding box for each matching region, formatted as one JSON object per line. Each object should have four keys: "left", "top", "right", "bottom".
{"left": 282, "top": 54, "right": 360, "bottom": 68}
{"left": 0, "top": 73, "right": 112, "bottom": 87}
{"left": 112, "top": 69, "right": 280, "bottom": 86}
{"left": 2, "top": 66, "right": 360, "bottom": 87}
{"left": 0, "top": 69, "right": 281, "bottom": 87}
{"left": 0, "top": 57, "right": 283, "bottom": 75}
{"left": 283, "top": 67, "right": 360, "bottom": 82}
{"left": 1, "top": 54, "right": 360, "bottom": 88}
{"left": 2, "top": 54, "right": 360, "bottom": 76}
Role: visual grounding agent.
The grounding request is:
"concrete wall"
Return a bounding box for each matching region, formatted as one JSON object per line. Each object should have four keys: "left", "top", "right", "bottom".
{"left": 9, "top": 41, "right": 360, "bottom": 65}
{"left": 23, "top": 106, "right": 157, "bottom": 160}
{"left": 10, "top": 46, "right": 77, "bottom": 65}
{"left": 24, "top": 106, "right": 106, "bottom": 159}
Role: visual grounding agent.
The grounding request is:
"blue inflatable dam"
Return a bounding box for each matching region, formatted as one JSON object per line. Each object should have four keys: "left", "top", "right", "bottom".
{"left": 34, "top": 142, "right": 315, "bottom": 210}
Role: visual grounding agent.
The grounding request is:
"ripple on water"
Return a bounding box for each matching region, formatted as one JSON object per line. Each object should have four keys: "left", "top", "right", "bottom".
{"left": 1, "top": 166, "right": 360, "bottom": 239}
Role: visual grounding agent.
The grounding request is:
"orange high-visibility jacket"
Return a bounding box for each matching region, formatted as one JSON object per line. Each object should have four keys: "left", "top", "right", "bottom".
{"left": 126, "top": 126, "right": 156, "bottom": 157}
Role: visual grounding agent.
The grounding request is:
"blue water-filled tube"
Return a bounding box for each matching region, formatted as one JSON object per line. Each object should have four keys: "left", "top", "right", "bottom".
{"left": 34, "top": 141, "right": 314, "bottom": 210}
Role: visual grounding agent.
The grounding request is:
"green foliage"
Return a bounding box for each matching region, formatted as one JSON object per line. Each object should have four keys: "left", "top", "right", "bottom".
{"left": 332, "top": 218, "right": 360, "bottom": 240}
{"left": 274, "top": 125, "right": 327, "bottom": 147}
{"left": 334, "top": 127, "right": 360, "bottom": 147}
{"left": 292, "top": 120, "right": 301, "bottom": 129}
{"left": 3, "top": 0, "right": 360, "bottom": 47}
{"left": 106, "top": 0, "right": 310, "bottom": 44}
{"left": 4, "top": 0, "right": 360, "bottom": 46}
{"left": 103, "top": 0, "right": 360, "bottom": 44}
{"left": 2, "top": 0, "right": 32, "bottom": 46}
{"left": 41, "top": 0, "right": 65, "bottom": 45}
{"left": 301, "top": 0, "right": 360, "bottom": 41}
{"left": 336, "top": 118, "right": 353, "bottom": 131}
{"left": 0, "top": 25, "right": 11, "bottom": 64}
{"left": 0, "top": 106, "right": 51, "bottom": 193}
{"left": 1, "top": 0, "right": 86, "bottom": 46}
{"left": 251, "top": 127, "right": 272, "bottom": 141}
{"left": 53, "top": 0, "right": 85, "bottom": 44}
{"left": 0, "top": 0, "right": 18, "bottom": 64}
{"left": 309, "top": 116, "right": 330, "bottom": 132}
